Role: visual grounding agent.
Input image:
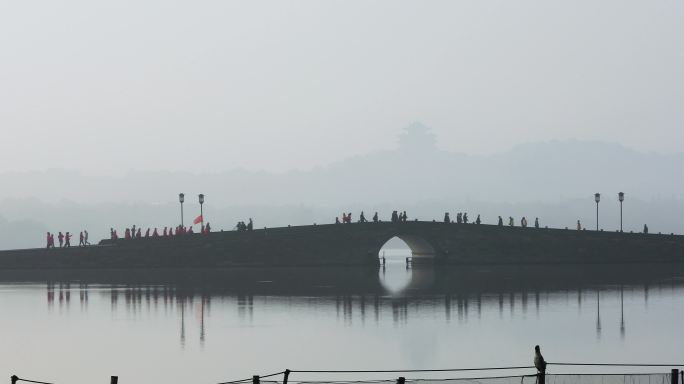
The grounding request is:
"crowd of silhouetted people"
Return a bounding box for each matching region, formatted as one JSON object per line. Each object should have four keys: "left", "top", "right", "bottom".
{"left": 109, "top": 223, "right": 213, "bottom": 241}
{"left": 332, "top": 211, "right": 547, "bottom": 229}
{"left": 46, "top": 230, "right": 90, "bottom": 249}
{"left": 336, "top": 210, "right": 411, "bottom": 224}
{"left": 495, "top": 216, "right": 540, "bottom": 228}
{"left": 236, "top": 218, "right": 253, "bottom": 231}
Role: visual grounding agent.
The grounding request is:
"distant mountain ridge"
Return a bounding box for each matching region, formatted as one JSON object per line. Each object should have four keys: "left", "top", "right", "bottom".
{"left": 0, "top": 138, "right": 682, "bottom": 205}
{"left": 1, "top": 135, "right": 683, "bottom": 249}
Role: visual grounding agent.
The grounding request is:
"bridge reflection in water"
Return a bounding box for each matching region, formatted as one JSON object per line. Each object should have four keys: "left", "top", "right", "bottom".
{"left": 5, "top": 262, "right": 681, "bottom": 347}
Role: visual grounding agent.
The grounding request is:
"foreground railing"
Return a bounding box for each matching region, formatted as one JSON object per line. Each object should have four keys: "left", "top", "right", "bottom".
{"left": 10, "top": 363, "right": 684, "bottom": 384}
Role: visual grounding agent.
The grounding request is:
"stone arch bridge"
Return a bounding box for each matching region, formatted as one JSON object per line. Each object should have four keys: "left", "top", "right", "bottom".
{"left": 1, "top": 221, "right": 684, "bottom": 269}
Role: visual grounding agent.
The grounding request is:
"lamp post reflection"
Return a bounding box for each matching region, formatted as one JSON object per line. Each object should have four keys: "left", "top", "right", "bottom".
{"left": 596, "top": 289, "right": 601, "bottom": 339}
{"left": 179, "top": 300, "right": 186, "bottom": 348}
{"left": 620, "top": 286, "right": 626, "bottom": 339}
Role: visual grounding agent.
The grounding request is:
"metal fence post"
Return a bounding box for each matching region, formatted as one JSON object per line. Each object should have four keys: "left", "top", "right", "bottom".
{"left": 538, "top": 371, "right": 545, "bottom": 384}
{"left": 672, "top": 369, "right": 679, "bottom": 384}
{"left": 253, "top": 375, "right": 260, "bottom": 384}
{"left": 397, "top": 377, "right": 405, "bottom": 384}
{"left": 11, "top": 376, "right": 18, "bottom": 384}
{"left": 283, "top": 370, "right": 291, "bottom": 384}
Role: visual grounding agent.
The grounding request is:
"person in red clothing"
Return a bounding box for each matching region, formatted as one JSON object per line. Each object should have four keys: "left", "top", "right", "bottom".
{"left": 169, "top": 227, "right": 174, "bottom": 236}
{"left": 64, "top": 232, "right": 72, "bottom": 247}
{"left": 163, "top": 227, "right": 168, "bottom": 237}
{"left": 152, "top": 228, "right": 159, "bottom": 237}
{"left": 145, "top": 228, "right": 150, "bottom": 238}
{"left": 58, "top": 232, "right": 64, "bottom": 247}
{"left": 79, "top": 232, "right": 85, "bottom": 247}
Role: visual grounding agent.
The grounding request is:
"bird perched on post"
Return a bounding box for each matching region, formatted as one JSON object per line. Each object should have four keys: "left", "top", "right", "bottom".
{"left": 534, "top": 345, "right": 547, "bottom": 373}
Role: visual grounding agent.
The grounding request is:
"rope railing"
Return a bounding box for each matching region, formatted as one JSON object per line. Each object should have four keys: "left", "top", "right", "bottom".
{"left": 288, "top": 366, "right": 535, "bottom": 374}
{"left": 10, "top": 363, "right": 684, "bottom": 384}
{"left": 10, "top": 376, "right": 56, "bottom": 384}
{"left": 218, "top": 371, "right": 288, "bottom": 384}
{"left": 10, "top": 374, "right": 119, "bottom": 384}
{"left": 548, "top": 363, "right": 684, "bottom": 367}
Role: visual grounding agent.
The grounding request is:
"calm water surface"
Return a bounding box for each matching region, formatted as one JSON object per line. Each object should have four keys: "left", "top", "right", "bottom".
{"left": 1, "top": 257, "right": 683, "bottom": 384}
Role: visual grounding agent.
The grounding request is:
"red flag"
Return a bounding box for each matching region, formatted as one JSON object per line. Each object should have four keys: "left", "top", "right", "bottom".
{"left": 193, "top": 215, "right": 203, "bottom": 225}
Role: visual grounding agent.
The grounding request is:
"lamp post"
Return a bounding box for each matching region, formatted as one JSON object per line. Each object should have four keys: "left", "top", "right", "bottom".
{"left": 594, "top": 193, "right": 601, "bottom": 231}
{"left": 618, "top": 192, "right": 624, "bottom": 232}
{"left": 198, "top": 194, "right": 205, "bottom": 230}
{"left": 179, "top": 193, "right": 185, "bottom": 227}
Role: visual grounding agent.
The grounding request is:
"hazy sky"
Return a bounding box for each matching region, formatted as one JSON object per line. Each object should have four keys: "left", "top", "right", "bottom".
{"left": 1, "top": 0, "right": 682, "bottom": 174}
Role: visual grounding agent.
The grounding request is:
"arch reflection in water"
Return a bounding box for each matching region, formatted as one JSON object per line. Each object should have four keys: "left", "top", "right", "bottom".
{"left": 378, "top": 237, "right": 413, "bottom": 293}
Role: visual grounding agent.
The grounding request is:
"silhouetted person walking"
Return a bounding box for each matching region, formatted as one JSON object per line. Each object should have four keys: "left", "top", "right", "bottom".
{"left": 577, "top": 220, "right": 582, "bottom": 230}
{"left": 643, "top": 224, "right": 648, "bottom": 234}
{"left": 84, "top": 230, "right": 90, "bottom": 245}
{"left": 58, "top": 232, "right": 64, "bottom": 248}
{"left": 509, "top": 217, "right": 514, "bottom": 226}
{"left": 475, "top": 214, "right": 481, "bottom": 225}
{"left": 521, "top": 217, "right": 528, "bottom": 228}
{"left": 247, "top": 218, "right": 253, "bottom": 231}
{"left": 534, "top": 345, "right": 547, "bottom": 374}
{"left": 64, "top": 232, "right": 72, "bottom": 247}
{"left": 79, "top": 231, "right": 85, "bottom": 247}
{"left": 373, "top": 212, "right": 378, "bottom": 222}
{"left": 498, "top": 216, "right": 503, "bottom": 226}
{"left": 534, "top": 218, "right": 539, "bottom": 229}
{"left": 463, "top": 213, "right": 468, "bottom": 224}
{"left": 444, "top": 212, "right": 450, "bottom": 223}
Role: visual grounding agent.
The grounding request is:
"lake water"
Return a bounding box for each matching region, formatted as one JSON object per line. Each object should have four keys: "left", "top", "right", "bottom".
{"left": 1, "top": 255, "right": 684, "bottom": 384}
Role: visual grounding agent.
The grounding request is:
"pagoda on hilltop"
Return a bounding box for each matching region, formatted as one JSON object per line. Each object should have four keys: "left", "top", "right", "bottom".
{"left": 397, "top": 122, "right": 437, "bottom": 152}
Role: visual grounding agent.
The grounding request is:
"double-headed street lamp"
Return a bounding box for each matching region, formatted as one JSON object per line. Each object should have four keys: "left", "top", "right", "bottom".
{"left": 594, "top": 193, "right": 601, "bottom": 231}
{"left": 179, "top": 193, "right": 185, "bottom": 227}
{"left": 199, "top": 194, "right": 205, "bottom": 229}
{"left": 618, "top": 192, "right": 625, "bottom": 232}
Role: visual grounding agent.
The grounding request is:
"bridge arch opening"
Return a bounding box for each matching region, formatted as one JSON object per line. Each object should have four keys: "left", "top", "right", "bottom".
{"left": 378, "top": 234, "right": 437, "bottom": 293}
{"left": 378, "top": 237, "right": 413, "bottom": 293}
